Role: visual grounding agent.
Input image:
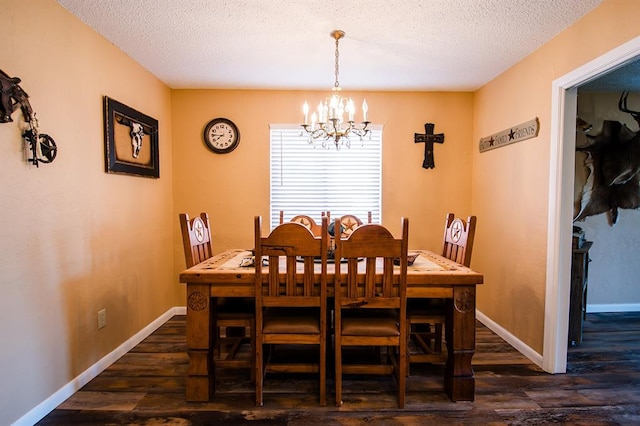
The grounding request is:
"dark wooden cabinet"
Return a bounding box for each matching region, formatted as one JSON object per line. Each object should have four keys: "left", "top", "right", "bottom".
{"left": 569, "top": 241, "right": 592, "bottom": 346}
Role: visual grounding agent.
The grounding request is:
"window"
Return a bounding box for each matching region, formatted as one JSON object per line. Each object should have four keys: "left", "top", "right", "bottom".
{"left": 270, "top": 125, "right": 382, "bottom": 229}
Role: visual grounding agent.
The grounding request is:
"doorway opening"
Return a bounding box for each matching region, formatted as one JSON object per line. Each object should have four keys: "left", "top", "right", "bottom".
{"left": 544, "top": 35, "right": 640, "bottom": 374}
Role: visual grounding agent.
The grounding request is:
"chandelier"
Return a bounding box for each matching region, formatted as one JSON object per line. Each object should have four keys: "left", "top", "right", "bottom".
{"left": 301, "top": 30, "right": 370, "bottom": 149}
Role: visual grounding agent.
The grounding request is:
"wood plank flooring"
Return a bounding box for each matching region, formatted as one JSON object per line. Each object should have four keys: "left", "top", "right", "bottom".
{"left": 37, "top": 312, "right": 640, "bottom": 425}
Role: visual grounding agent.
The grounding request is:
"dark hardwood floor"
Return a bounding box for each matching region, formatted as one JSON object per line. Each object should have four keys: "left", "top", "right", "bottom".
{"left": 37, "top": 312, "right": 640, "bottom": 425}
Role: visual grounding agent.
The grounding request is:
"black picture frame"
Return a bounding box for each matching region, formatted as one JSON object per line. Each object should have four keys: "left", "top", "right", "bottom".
{"left": 103, "top": 96, "right": 159, "bottom": 178}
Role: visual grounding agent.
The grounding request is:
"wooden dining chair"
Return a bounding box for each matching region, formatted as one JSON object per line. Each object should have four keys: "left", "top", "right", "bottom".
{"left": 334, "top": 218, "right": 409, "bottom": 408}
{"left": 179, "top": 212, "right": 255, "bottom": 379}
{"left": 442, "top": 213, "right": 477, "bottom": 268}
{"left": 407, "top": 213, "right": 477, "bottom": 372}
{"left": 254, "top": 215, "right": 329, "bottom": 406}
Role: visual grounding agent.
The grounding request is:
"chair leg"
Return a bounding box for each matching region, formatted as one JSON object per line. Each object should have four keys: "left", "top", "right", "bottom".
{"left": 255, "top": 339, "right": 263, "bottom": 407}
{"left": 249, "top": 319, "right": 256, "bottom": 383}
{"left": 319, "top": 339, "right": 326, "bottom": 407}
{"left": 335, "top": 343, "right": 342, "bottom": 406}
{"left": 399, "top": 343, "right": 406, "bottom": 408}
{"left": 434, "top": 323, "right": 443, "bottom": 353}
{"left": 213, "top": 326, "right": 222, "bottom": 357}
{"left": 406, "top": 328, "right": 412, "bottom": 377}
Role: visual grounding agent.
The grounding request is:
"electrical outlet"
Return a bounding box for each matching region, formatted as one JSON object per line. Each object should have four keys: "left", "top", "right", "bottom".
{"left": 98, "top": 309, "right": 107, "bottom": 329}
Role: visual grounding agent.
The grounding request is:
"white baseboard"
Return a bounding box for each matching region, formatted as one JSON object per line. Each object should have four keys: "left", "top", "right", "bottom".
{"left": 586, "top": 303, "right": 640, "bottom": 313}
{"left": 14, "top": 306, "right": 186, "bottom": 426}
{"left": 476, "top": 310, "right": 544, "bottom": 369}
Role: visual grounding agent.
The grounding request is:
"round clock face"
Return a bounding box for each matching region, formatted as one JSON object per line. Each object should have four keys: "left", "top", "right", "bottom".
{"left": 203, "top": 118, "right": 240, "bottom": 154}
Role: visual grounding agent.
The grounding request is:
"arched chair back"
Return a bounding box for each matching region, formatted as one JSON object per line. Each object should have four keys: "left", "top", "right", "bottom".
{"left": 442, "top": 213, "right": 477, "bottom": 267}
{"left": 254, "top": 216, "right": 329, "bottom": 406}
{"left": 179, "top": 212, "right": 255, "bottom": 380}
{"left": 334, "top": 218, "right": 409, "bottom": 408}
{"left": 407, "top": 213, "right": 477, "bottom": 373}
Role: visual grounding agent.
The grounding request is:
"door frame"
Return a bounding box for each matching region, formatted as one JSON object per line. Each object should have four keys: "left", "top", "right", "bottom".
{"left": 544, "top": 35, "right": 640, "bottom": 373}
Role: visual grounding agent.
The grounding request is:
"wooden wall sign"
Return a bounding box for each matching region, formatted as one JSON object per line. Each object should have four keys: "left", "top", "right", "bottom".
{"left": 479, "top": 118, "right": 539, "bottom": 153}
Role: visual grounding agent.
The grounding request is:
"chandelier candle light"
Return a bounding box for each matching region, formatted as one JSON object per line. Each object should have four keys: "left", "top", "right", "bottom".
{"left": 301, "top": 30, "right": 370, "bottom": 149}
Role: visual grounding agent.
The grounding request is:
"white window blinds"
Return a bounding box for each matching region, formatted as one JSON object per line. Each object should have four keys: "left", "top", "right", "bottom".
{"left": 270, "top": 125, "right": 382, "bottom": 230}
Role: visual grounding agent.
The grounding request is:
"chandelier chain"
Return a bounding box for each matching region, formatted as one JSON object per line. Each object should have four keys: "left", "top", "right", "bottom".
{"left": 334, "top": 36, "right": 340, "bottom": 89}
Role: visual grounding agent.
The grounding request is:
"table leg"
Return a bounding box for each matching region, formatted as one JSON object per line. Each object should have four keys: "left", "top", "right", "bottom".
{"left": 444, "top": 286, "right": 476, "bottom": 401}
{"left": 186, "top": 283, "right": 214, "bottom": 401}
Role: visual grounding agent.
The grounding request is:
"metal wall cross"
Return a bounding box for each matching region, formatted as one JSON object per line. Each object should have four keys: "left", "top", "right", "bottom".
{"left": 414, "top": 123, "right": 444, "bottom": 169}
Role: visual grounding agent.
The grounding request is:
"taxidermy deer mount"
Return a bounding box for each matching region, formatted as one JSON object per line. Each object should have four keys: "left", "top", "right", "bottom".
{"left": 0, "top": 68, "right": 57, "bottom": 167}
{"left": 574, "top": 91, "right": 640, "bottom": 225}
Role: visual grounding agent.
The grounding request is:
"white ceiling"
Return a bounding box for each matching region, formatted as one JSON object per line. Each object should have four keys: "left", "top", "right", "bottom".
{"left": 56, "top": 0, "right": 603, "bottom": 91}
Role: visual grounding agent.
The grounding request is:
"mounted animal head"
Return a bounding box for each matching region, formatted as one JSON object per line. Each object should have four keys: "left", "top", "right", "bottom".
{"left": 0, "top": 69, "right": 34, "bottom": 124}
{"left": 575, "top": 91, "right": 640, "bottom": 225}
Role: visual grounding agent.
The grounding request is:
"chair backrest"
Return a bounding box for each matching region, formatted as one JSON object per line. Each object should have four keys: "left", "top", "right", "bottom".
{"left": 339, "top": 214, "right": 363, "bottom": 236}
{"left": 290, "top": 215, "right": 321, "bottom": 235}
{"left": 327, "top": 212, "right": 372, "bottom": 237}
{"left": 324, "top": 211, "right": 372, "bottom": 223}
{"left": 179, "top": 212, "right": 213, "bottom": 268}
{"left": 441, "top": 213, "right": 477, "bottom": 267}
{"left": 334, "top": 218, "right": 409, "bottom": 307}
{"left": 255, "top": 216, "right": 328, "bottom": 306}
{"left": 279, "top": 211, "right": 325, "bottom": 237}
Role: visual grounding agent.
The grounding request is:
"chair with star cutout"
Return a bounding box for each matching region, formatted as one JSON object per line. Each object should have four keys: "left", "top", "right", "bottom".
{"left": 333, "top": 218, "right": 409, "bottom": 408}
{"left": 407, "top": 213, "right": 477, "bottom": 372}
{"left": 254, "top": 215, "right": 329, "bottom": 406}
{"left": 179, "top": 212, "right": 255, "bottom": 380}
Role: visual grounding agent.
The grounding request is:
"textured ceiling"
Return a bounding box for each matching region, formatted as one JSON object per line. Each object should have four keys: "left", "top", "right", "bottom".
{"left": 56, "top": 0, "right": 603, "bottom": 91}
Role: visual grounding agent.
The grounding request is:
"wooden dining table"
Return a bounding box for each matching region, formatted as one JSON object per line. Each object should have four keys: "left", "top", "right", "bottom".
{"left": 179, "top": 248, "right": 483, "bottom": 403}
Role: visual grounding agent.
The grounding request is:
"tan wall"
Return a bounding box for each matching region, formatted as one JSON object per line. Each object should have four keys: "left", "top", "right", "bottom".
{"left": 0, "top": 1, "right": 173, "bottom": 424}
{"left": 472, "top": 0, "right": 640, "bottom": 353}
{"left": 171, "top": 90, "right": 474, "bottom": 294}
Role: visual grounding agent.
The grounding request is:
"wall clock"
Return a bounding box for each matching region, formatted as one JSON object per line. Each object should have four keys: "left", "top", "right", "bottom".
{"left": 203, "top": 118, "right": 240, "bottom": 154}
